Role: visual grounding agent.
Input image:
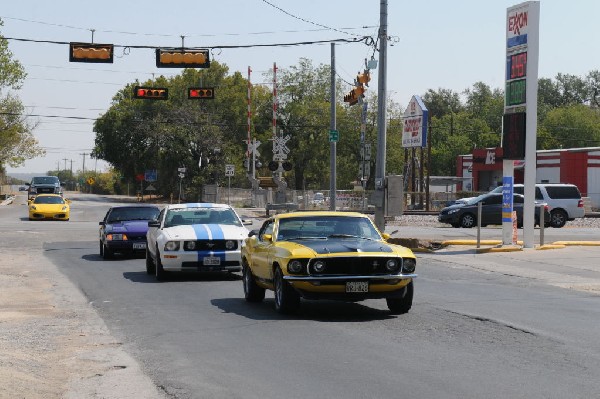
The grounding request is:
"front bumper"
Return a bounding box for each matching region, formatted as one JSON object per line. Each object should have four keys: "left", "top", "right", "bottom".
{"left": 29, "top": 212, "right": 69, "bottom": 220}
{"left": 161, "top": 250, "right": 242, "bottom": 272}
{"left": 284, "top": 273, "right": 417, "bottom": 300}
{"left": 105, "top": 240, "right": 147, "bottom": 252}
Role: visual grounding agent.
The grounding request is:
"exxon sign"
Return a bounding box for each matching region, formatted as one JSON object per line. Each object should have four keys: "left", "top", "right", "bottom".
{"left": 507, "top": 3, "right": 530, "bottom": 49}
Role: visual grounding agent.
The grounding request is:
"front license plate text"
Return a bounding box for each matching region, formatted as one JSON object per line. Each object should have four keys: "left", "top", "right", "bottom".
{"left": 346, "top": 281, "right": 369, "bottom": 293}
{"left": 203, "top": 256, "right": 221, "bottom": 266}
{"left": 133, "top": 243, "right": 146, "bottom": 249}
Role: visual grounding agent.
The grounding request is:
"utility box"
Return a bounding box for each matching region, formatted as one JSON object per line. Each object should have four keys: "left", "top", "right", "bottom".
{"left": 202, "top": 184, "right": 218, "bottom": 203}
{"left": 386, "top": 175, "right": 404, "bottom": 216}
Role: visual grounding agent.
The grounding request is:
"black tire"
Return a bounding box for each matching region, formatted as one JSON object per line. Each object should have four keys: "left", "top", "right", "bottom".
{"left": 460, "top": 213, "right": 476, "bottom": 228}
{"left": 99, "top": 241, "right": 104, "bottom": 257}
{"left": 450, "top": 223, "right": 460, "bottom": 228}
{"left": 273, "top": 267, "right": 300, "bottom": 314}
{"left": 387, "top": 281, "right": 414, "bottom": 315}
{"left": 146, "top": 248, "right": 155, "bottom": 275}
{"left": 550, "top": 209, "right": 567, "bottom": 228}
{"left": 155, "top": 248, "right": 166, "bottom": 281}
{"left": 102, "top": 243, "right": 113, "bottom": 260}
{"left": 243, "top": 263, "right": 265, "bottom": 302}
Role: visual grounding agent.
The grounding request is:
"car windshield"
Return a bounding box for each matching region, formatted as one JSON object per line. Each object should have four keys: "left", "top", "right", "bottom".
{"left": 32, "top": 177, "right": 59, "bottom": 184}
{"left": 165, "top": 207, "right": 242, "bottom": 227}
{"left": 277, "top": 215, "right": 381, "bottom": 241}
{"left": 465, "top": 194, "right": 489, "bottom": 206}
{"left": 107, "top": 207, "right": 160, "bottom": 223}
{"left": 34, "top": 196, "right": 64, "bottom": 204}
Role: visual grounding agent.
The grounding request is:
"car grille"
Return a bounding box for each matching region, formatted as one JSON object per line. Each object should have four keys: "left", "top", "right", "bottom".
{"left": 308, "top": 257, "right": 402, "bottom": 276}
{"left": 35, "top": 187, "right": 57, "bottom": 194}
{"left": 183, "top": 240, "right": 238, "bottom": 251}
{"left": 127, "top": 234, "right": 146, "bottom": 241}
{"left": 182, "top": 261, "right": 241, "bottom": 268}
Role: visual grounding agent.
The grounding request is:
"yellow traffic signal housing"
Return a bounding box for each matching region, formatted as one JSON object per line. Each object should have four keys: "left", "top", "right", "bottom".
{"left": 344, "top": 86, "right": 365, "bottom": 106}
{"left": 156, "top": 49, "right": 210, "bottom": 68}
{"left": 356, "top": 71, "right": 371, "bottom": 86}
{"left": 69, "top": 42, "right": 114, "bottom": 63}
{"left": 134, "top": 86, "right": 168, "bottom": 100}
{"left": 188, "top": 88, "right": 215, "bottom": 99}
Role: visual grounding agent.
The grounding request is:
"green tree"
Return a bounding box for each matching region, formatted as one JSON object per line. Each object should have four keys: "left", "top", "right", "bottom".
{"left": 0, "top": 19, "right": 44, "bottom": 170}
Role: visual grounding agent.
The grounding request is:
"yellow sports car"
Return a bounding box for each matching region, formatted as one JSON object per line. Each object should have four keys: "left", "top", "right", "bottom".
{"left": 242, "top": 211, "right": 417, "bottom": 314}
{"left": 28, "top": 194, "right": 70, "bottom": 221}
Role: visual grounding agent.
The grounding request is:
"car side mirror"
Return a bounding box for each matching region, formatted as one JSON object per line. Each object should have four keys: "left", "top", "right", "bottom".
{"left": 148, "top": 220, "right": 160, "bottom": 228}
{"left": 381, "top": 233, "right": 390, "bottom": 240}
{"left": 25, "top": 183, "right": 31, "bottom": 186}
{"left": 65, "top": 199, "right": 72, "bottom": 204}
{"left": 248, "top": 229, "right": 258, "bottom": 237}
{"left": 263, "top": 234, "right": 273, "bottom": 242}
{"left": 99, "top": 221, "right": 105, "bottom": 226}
{"left": 242, "top": 219, "right": 253, "bottom": 226}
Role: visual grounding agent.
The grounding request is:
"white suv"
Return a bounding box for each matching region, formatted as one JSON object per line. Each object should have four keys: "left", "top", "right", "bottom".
{"left": 486, "top": 183, "right": 584, "bottom": 228}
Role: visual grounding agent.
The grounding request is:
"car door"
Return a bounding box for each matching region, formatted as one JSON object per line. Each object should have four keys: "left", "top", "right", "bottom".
{"left": 249, "top": 219, "right": 275, "bottom": 282}
{"left": 481, "top": 194, "right": 503, "bottom": 225}
{"left": 99, "top": 209, "right": 111, "bottom": 242}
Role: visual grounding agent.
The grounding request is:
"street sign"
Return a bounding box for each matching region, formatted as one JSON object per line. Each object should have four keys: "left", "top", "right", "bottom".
{"left": 329, "top": 130, "right": 339, "bottom": 142}
{"left": 225, "top": 164, "right": 235, "bottom": 177}
{"left": 86, "top": 177, "right": 95, "bottom": 185}
{"left": 177, "top": 167, "right": 187, "bottom": 173}
{"left": 178, "top": 173, "right": 185, "bottom": 179}
{"left": 145, "top": 169, "right": 157, "bottom": 182}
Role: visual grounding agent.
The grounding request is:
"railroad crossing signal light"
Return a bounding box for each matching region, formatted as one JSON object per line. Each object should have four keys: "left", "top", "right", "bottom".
{"left": 356, "top": 71, "right": 370, "bottom": 86}
{"left": 134, "top": 86, "right": 168, "bottom": 100}
{"left": 156, "top": 49, "right": 210, "bottom": 68}
{"left": 188, "top": 88, "right": 215, "bottom": 99}
{"left": 69, "top": 42, "right": 114, "bottom": 63}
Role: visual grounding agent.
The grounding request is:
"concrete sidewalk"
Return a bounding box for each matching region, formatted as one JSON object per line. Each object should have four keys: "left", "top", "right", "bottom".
{"left": 417, "top": 245, "right": 600, "bottom": 295}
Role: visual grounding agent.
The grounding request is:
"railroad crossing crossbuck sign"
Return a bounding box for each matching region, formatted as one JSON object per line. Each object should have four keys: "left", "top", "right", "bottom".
{"left": 272, "top": 134, "right": 290, "bottom": 161}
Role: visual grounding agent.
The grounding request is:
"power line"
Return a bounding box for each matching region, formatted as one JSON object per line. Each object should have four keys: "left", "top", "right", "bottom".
{"left": 259, "top": 0, "right": 364, "bottom": 37}
{"left": 0, "top": 15, "right": 375, "bottom": 38}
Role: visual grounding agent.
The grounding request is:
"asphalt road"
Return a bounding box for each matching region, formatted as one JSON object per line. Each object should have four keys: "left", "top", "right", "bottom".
{"left": 5, "top": 193, "right": 600, "bottom": 398}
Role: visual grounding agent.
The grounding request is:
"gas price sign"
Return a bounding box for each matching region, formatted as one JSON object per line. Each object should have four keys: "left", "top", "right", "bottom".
{"left": 507, "top": 52, "right": 527, "bottom": 80}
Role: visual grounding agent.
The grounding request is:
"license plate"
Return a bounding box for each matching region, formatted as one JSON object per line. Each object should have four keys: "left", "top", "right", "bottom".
{"left": 346, "top": 281, "right": 369, "bottom": 293}
{"left": 203, "top": 256, "right": 221, "bottom": 266}
{"left": 133, "top": 243, "right": 146, "bottom": 249}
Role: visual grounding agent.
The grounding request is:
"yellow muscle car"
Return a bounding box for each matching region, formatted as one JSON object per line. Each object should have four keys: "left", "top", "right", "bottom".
{"left": 241, "top": 211, "right": 417, "bottom": 314}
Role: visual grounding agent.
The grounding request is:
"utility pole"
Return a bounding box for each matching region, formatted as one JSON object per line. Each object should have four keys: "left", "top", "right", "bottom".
{"left": 63, "top": 158, "right": 68, "bottom": 171}
{"left": 374, "top": 0, "right": 388, "bottom": 232}
{"left": 80, "top": 153, "right": 87, "bottom": 175}
{"left": 329, "top": 43, "right": 337, "bottom": 211}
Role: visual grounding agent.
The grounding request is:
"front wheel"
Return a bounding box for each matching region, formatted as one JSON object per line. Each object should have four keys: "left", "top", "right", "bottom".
{"left": 386, "top": 282, "right": 414, "bottom": 315}
{"left": 243, "top": 263, "right": 265, "bottom": 302}
{"left": 274, "top": 267, "right": 300, "bottom": 314}
{"left": 460, "top": 213, "right": 476, "bottom": 228}
{"left": 155, "top": 248, "right": 166, "bottom": 281}
{"left": 102, "top": 243, "right": 113, "bottom": 260}
{"left": 550, "top": 209, "right": 567, "bottom": 228}
{"left": 146, "top": 248, "right": 155, "bottom": 275}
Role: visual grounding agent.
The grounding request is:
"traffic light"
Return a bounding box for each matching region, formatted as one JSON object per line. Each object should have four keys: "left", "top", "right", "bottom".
{"left": 356, "top": 70, "right": 371, "bottom": 86}
{"left": 69, "top": 42, "right": 113, "bottom": 63}
{"left": 343, "top": 86, "right": 365, "bottom": 106}
{"left": 188, "top": 88, "right": 215, "bottom": 99}
{"left": 134, "top": 86, "right": 168, "bottom": 100}
{"left": 156, "top": 49, "right": 210, "bottom": 68}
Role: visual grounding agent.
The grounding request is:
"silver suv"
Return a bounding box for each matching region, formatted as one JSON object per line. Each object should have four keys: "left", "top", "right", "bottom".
{"left": 488, "top": 183, "right": 584, "bottom": 228}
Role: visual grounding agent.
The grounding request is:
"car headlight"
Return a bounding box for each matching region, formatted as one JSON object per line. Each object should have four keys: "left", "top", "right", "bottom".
{"left": 164, "top": 241, "right": 180, "bottom": 251}
{"left": 385, "top": 259, "right": 400, "bottom": 273}
{"left": 287, "top": 260, "right": 305, "bottom": 274}
{"left": 184, "top": 241, "right": 197, "bottom": 250}
{"left": 448, "top": 209, "right": 460, "bottom": 215}
{"left": 312, "top": 260, "right": 326, "bottom": 273}
{"left": 61, "top": 206, "right": 68, "bottom": 211}
{"left": 225, "top": 240, "right": 236, "bottom": 250}
{"left": 107, "top": 234, "right": 127, "bottom": 241}
{"left": 402, "top": 258, "right": 416, "bottom": 274}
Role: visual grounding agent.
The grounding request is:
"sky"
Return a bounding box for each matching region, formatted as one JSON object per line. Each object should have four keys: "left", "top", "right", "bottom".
{"left": 2, "top": 0, "right": 600, "bottom": 175}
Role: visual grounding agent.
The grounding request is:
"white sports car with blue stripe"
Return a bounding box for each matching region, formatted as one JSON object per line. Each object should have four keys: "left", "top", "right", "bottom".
{"left": 146, "top": 203, "right": 251, "bottom": 280}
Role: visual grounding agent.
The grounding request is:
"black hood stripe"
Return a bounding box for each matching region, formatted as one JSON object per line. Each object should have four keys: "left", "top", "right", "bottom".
{"left": 293, "top": 238, "right": 394, "bottom": 254}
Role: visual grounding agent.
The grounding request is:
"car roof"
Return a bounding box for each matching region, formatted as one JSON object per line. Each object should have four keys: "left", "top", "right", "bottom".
{"left": 165, "top": 203, "right": 232, "bottom": 210}
{"left": 34, "top": 194, "right": 62, "bottom": 197}
{"left": 109, "top": 205, "right": 159, "bottom": 209}
{"left": 274, "top": 211, "right": 369, "bottom": 220}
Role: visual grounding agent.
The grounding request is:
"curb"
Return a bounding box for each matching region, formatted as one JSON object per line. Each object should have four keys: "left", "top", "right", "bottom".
{"left": 552, "top": 241, "right": 600, "bottom": 246}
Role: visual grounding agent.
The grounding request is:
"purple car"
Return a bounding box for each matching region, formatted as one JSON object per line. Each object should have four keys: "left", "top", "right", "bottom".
{"left": 99, "top": 205, "right": 161, "bottom": 259}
